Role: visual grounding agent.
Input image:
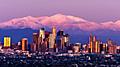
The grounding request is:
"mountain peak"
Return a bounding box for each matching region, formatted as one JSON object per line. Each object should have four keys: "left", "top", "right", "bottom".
{"left": 0, "top": 14, "right": 120, "bottom": 31}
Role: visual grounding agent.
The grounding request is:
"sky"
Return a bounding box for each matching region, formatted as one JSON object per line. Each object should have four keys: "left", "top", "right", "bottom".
{"left": 0, "top": 0, "right": 120, "bottom": 44}
{"left": 0, "top": 0, "right": 120, "bottom": 22}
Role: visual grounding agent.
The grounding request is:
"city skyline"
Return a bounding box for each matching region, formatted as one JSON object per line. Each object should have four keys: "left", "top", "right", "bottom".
{"left": 0, "top": 26, "right": 119, "bottom": 54}
{"left": 0, "top": 0, "right": 120, "bottom": 67}
{"left": 0, "top": 26, "right": 118, "bottom": 45}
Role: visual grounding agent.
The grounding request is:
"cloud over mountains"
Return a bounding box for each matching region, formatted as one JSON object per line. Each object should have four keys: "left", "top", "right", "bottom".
{"left": 0, "top": 14, "right": 120, "bottom": 31}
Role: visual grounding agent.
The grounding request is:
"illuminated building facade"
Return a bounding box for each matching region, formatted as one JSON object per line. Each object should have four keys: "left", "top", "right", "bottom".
{"left": 116, "top": 46, "right": 120, "bottom": 54}
{"left": 107, "top": 39, "right": 116, "bottom": 54}
{"left": 73, "top": 45, "right": 80, "bottom": 53}
{"left": 89, "top": 34, "right": 96, "bottom": 53}
{"left": 57, "top": 30, "right": 64, "bottom": 52}
{"left": 38, "top": 28, "right": 45, "bottom": 52}
{"left": 49, "top": 34, "right": 55, "bottom": 48}
{"left": 21, "top": 38, "right": 28, "bottom": 51}
{"left": 39, "top": 28, "right": 45, "bottom": 41}
{"left": 33, "top": 33, "right": 38, "bottom": 51}
{"left": 52, "top": 26, "right": 56, "bottom": 39}
{"left": 4, "top": 37, "right": 11, "bottom": 48}
{"left": 82, "top": 44, "right": 88, "bottom": 53}
{"left": 51, "top": 26, "right": 57, "bottom": 51}
{"left": 30, "top": 43, "right": 36, "bottom": 52}
{"left": 95, "top": 40, "right": 100, "bottom": 53}
{"left": 44, "top": 31, "right": 50, "bottom": 51}
{"left": 1, "top": 27, "right": 120, "bottom": 54}
{"left": 63, "top": 34, "right": 69, "bottom": 47}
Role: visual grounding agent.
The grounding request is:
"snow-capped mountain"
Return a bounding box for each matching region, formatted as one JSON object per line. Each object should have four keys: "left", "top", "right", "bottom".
{"left": 0, "top": 14, "right": 120, "bottom": 43}
{"left": 0, "top": 14, "right": 120, "bottom": 31}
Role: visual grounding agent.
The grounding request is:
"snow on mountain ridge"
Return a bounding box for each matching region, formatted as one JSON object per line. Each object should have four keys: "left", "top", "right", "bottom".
{"left": 0, "top": 14, "right": 120, "bottom": 31}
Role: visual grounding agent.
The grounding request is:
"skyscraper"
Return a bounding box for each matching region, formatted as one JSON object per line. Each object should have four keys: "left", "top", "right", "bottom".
{"left": 49, "top": 34, "right": 55, "bottom": 48}
{"left": 33, "top": 33, "right": 39, "bottom": 51}
{"left": 89, "top": 34, "right": 96, "bottom": 53}
{"left": 39, "top": 28, "right": 45, "bottom": 41}
{"left": 45, "top": 31, "right": 50, "bottom": 51}
{"left": 89, "top": 34, "right": 93, "bottom": 53}
{"left": 4, "top": 37, "right": 11, "bottom": 48}
{"left": 57, "top": 30, "right": 64, "bottom": 52}
{"left": 30, "top": 43, "right": 36, "bottom": 52}
{"left": 48, "top": 26, "right": 57, "bottom": 52}
{"left": 100, "top": 44, "right": 103, "bottom": 54}
{"left": 95, "top": 40, "right": 100, "bottom": 53}
{"left": 52, "top": 26, "right": 56, "bottom": 38}
{"left": 93, "top": 36, "right": 96, "bottom": 53}
{"left": 52, "top": 26, "right": 57, "bottom": 47}
{"left": 48, "top": 33, "right": 56, "bottom": 52}
{"left": 107, "top": 39, "right": 116, "bottom": 54}
{"left": 63, "top": 34, "right": 69, "bottom": 47}
{"left": 21, "top": 38, "right": 28, "bottom": 51}
{"left": 33, "top": 33, "right": 39, "bottom": 44}
{"left": 38, "top": 28, "right": 45, "bottom": 52}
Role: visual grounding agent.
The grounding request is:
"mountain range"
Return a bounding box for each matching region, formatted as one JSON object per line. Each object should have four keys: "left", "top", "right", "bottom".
{"left": 0, "top": 14, "right": 120, "bottom": 44}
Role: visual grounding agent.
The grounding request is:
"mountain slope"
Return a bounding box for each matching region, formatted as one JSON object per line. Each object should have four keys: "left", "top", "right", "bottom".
{"left": 0, "top": 14, "right": 120, "bottom": 31}
{"left": 0, "top": 14, "right": 120, "bottom": 44}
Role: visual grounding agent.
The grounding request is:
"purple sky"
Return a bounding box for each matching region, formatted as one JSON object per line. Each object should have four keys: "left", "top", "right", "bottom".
{"left": 0, "top": 0, "right": 120, "bottom": 22}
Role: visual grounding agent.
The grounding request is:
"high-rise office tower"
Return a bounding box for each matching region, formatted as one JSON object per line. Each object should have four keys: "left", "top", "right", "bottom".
{"left": 89, "top": 34, "right": 96, "bottom": 53}
{"left": 39, "top": 28, "right": 45, "bottom": 40}
{"left": 56, "top": 30, "right": 65, "bottom": 52}
{"left": 33, "top": 33, "right": 38, "bottom": 44}
{"left": 48, "top": 26, "right": 57, "bottom": 52}
{"left": 93, "top": 36, "right": 96, "bottom": 53}
{"left": 4, "top": 37, "right": 11, "bottom": 48}
{"left": 107, "top": 39, "right": 116, "bottom": 54}
{"left": 49, "top": 33, "right": 56, "bottom": 52}
{"left": 103, "top": 43, "right": 107, "bottom": 53}
{"left": 89, "top": 34, "right": 93, "bottom": 53}
{"left": 95, "top": 40, "right": 100, "bottom": 53}
{"left": 33, "top": 33, "right": 39, "bottom": 51}
{"left": 107, "top": 39, "right": 112, "bottom": 54}
{"left": 45, "top": 31, "right": 50, "bottom": 51}
{"left": 49, "top": 34, "right": 55, "bottom": 48}
{"left": 30, "top": 43, "right": 36, "bottom": 52}
{"left": 38, "top": 28, "right": 45, "bottom": 52}
{"left": 52, "top": 26, "right": 56, "bottom": 38}
{"left": 52, "top": 26, "right": 57, "bottom": 46}
{"left": 63, "top": 34, "right": 69, "bottom": 47}
{"left": 100, "top": 44, "right": 103, "bottom": 54}
{"left": 21, "top": 38, "right": 28, "bottom": 51}
{"left": 99, "top": 43, "right": 108, "bottom": 54}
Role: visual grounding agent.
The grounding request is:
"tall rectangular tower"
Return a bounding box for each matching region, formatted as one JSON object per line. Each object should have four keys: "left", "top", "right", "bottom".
{"left": 4, "top": 37, "right": 11, "bottom": 48}
{"left": 21, "top": 38, "right": 28, "bottom": 51}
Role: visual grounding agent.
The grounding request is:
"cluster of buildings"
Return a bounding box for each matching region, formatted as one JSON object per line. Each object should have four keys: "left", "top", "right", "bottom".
{"left": 0, "top": 26, "right": 120, "bottom": 54}
{"left": 30, "top": 27, "right": 70, "bottom": 53}
{"left": 0, "top": 27, "right": 70, "bottom": 53}
{"left": 83, "top": 34, "right": 120, "bottom": 54}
